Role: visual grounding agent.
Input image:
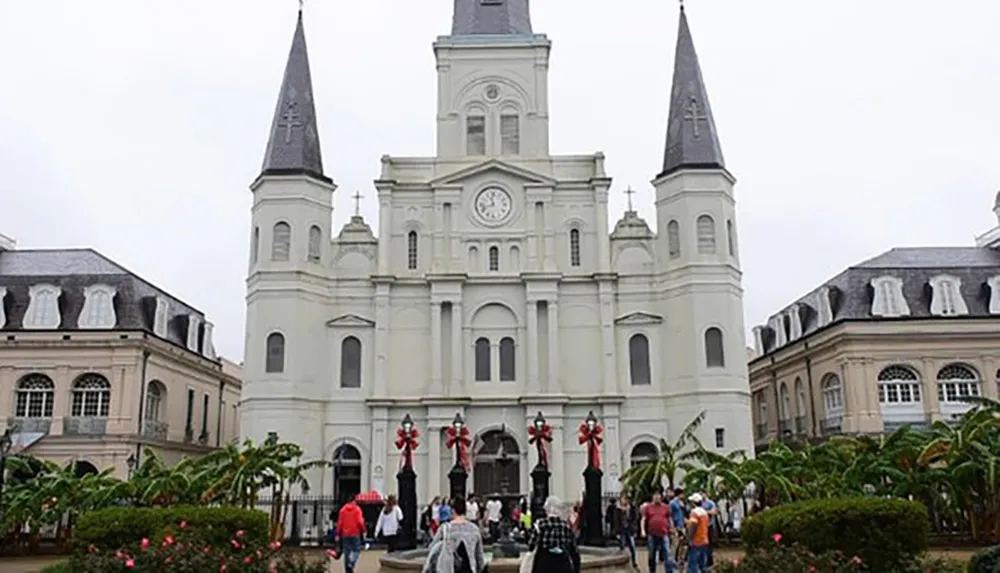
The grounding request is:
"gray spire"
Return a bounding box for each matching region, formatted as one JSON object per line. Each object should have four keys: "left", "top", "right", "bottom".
{"left": 660, "top": 7, "right": 725, "bottom": 177}
{"left": 451, "top": 0, "right": 532, "bottom": 36}
{"left": 261, "top": 10, "right": 325, "bottom": 180}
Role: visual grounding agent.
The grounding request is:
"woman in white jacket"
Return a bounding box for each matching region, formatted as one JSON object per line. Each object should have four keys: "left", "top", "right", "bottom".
{"left": 376, "top": 494, "right": 405, "bottom": 552}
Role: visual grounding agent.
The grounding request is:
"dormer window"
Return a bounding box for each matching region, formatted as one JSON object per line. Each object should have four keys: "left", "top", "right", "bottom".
{"left": 929, "top": 274, "right": 968, "bottom": 316}
{"left": 751, "top": 325, "right": 764, "bottom": 355}
{"left": 870, "top": 276, "right": 910, "bottom": 317}
{"left": 816, "top": 286, "right": 834, "bottom": 326}
{"left": 786, "top": 305, "right": 803, "bottom": 340}
{"left": 0, "top": 287, "right": 7, "bottom": 328}
{"left": 202, "top": 321, "right": 217, "bottom": 359}
{"left": 187, "top": 315, "right": 201, "bottom": 352}
{"left": 25, "top": 284, "right": 61, "bottom": 329}
{"left": 153, "top": 297, "right": 170, "bottom": 337}
{"left": 986, "top": 276, "right": 1000, "bottom": 315}
{"left": 768, "top": 315, "right": 787, "bottom": 347}
{"left": 78, "top": 284, "right": 117, "bottom": 329}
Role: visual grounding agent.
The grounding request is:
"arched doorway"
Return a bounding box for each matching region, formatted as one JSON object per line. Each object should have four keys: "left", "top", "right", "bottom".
{"left": 332, "top": 443, "right": 362, "bottom": 504}
{"left": 473, "top": 430, "right": 520, "bottom": 496}
{"left": 73, "top": 460, "right": 99, "bottom": 478}
{"left": 629, "top": 442, "right": 658, "bottom": 467}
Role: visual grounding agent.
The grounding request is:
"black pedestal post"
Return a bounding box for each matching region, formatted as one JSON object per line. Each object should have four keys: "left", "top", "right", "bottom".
{"left": 396, "top": 465, "right": 417, "bottom": 550}
{"left": 530, "top": 464, "right": 550, "bottom": 519}
{"left": 582, "top": 465, "right": 604, "bottom": 547}
{"left": 448, "top": 463, "right": 467, "bottom": 501}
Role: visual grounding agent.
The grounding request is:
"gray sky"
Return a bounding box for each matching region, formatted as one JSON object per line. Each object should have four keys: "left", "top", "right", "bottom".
{"left": 1, "top": 1, "right": 998, "bottom": 362}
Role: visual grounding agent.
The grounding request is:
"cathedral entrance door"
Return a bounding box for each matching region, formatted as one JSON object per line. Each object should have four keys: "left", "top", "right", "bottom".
{"left": 473, "top": 430, "right": 520, "bottom": 498}
{"left": 332, "top": 443, "right": 362, "bottom": 504}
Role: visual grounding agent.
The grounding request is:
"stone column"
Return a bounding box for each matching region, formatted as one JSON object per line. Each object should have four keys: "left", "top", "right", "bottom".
{"left": 601, "top": 406, "right": 622, "bottom": 492}
{"left": 547, "top": 300, "right": 561, "bottom": 393}
{"left": 526, "top": 301, "right": 540, "bottom": 393}
{"left": 427, "top": 424, "right": 441, "bottom": 502}
{"left": 550, "top": 418, "right": 566, "bottom": 499}
{"left": 450, "top": 302, "right": 463, "bottom": 396}
{"left": 526, "top": 201, "right": 538, "bottom": 270}
{"left": 430, "top": 302, "right": 443, "bottom": 394}
{"left": 374, "top": 287, "right": 391, "bottom": 397}
{"left": 598, "top": 285, "right": 615, "bottom": 394}
{"left": 432, "top": 204, "right": 444, "bottom": 273}
{"left": 922, "top": 358, "right": 942, "bottom": 422}
{"left": 595, "top": 184, "right": 611, "bottom": 273}
{"left": 377, "top": 191, "right": 392, "bottom": 275}
{"left": 370, "top": 408, "right": 390, "bottom": 494}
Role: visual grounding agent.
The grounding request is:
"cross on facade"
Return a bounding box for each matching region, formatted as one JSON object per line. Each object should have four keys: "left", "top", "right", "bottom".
{"left": 624, "top": 186, "right": 636, "bottom": 211}
{"left": 683, "top": 97, "right": 709, "bottom": 139}
{"left": 352, "top": 191, "right": 363, "bottom": 216}
{"left": 277, "top": 100, "right": 302, "bottom": 144}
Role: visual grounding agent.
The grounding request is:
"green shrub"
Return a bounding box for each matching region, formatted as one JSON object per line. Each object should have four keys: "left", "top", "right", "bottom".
{"left": 713, "top": 542, "right": 864, "bottom": 572}
{"left": 741, "top": 497, "right": 930, "bottom": 572}
{"left": 968, "top": 544, "right": 1000, "bottom": 573}
{"left": 72, "top": 505, "right": 268, "bottom": 556}
{"left": 38, "top": 562, "right": 71, "bottom": 573}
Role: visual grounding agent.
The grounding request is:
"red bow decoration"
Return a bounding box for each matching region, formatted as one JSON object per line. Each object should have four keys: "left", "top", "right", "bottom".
{"left": 394, "top": 426, "right": 420, "bottom": 469}
{"left": 528, "top": 423, "right": 553, "bottom": 467}
{"left": 445, "top": 425, "right": 472, "bottom": 470}
{"left": 578, "top": 422, "right": 604, "bottom": 470}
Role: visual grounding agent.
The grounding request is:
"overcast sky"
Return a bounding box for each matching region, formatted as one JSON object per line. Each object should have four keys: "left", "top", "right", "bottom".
{"left": 1, "top": 1, "right": 998, "bottom": 362}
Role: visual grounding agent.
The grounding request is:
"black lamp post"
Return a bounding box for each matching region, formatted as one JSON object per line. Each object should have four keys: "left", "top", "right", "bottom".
{"left": 0, "top": 429, "right": 13, "bottom": 524}
{"left": 397, "top": 413, "right": 418, "bottom": 551}
{"left": 448, "top": 413, "right": 468, "bottom": 501}
{"left": 529, "top": 411, "right": 551, "bottom": 520}
{"left": 581, "top": 411, "right": 604, "bottom": 547}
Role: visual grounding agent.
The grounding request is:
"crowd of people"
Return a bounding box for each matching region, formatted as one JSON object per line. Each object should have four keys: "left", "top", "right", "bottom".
{"left": 327, "top": 487, "right": 720, "bottom": 573}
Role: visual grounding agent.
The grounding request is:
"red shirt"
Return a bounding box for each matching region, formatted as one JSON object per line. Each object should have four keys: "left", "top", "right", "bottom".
{"left": 642, "top": 502, "right": 671, "bottom": 537}
{"left": 336, "top": 502, "right": 366, "bottom": 538}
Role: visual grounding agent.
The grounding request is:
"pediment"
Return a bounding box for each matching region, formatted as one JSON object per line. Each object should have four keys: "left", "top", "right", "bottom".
{"left": 429, "top": 159, "right": 557, "bottom": 187}
{"left": 614, "top": 311, "right": 663, "bottom": 325}
{"left": 326, "top": 314, "right": 376, "bottom": 328}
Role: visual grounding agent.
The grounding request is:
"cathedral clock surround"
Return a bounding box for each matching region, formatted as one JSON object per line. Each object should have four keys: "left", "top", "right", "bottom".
{"left": 241, "top": 1, "right": 754, "bottom": 503}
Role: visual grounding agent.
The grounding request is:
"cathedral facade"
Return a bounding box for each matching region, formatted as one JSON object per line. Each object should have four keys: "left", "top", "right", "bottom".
{"left": 242, "top": 0, "right": 753, "bottom": 502}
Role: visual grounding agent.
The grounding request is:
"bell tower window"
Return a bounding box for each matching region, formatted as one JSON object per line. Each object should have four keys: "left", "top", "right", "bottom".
{"left": 467, "top": 114, "right": 486, "bottom": 155}
{"left": 501, "top": 114, "right": 519, "bottom": 155}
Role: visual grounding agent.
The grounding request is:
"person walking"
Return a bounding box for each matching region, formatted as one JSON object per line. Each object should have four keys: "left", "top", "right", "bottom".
{"left": 336, "top": 494, "right": 368, "bottom": 573}
{"left": 668, "top": 489, "right": 687, "bottom": 566}
{"left": 697, "top": 492, "right": 718, "bottom": 568}
{"left": 684, "top": 494, "right": 711, "bottom": 573}
{"left": 375, "top": 494, "right": 404, "bottom": 553}
{"left": 424, "top": 495, "right": 485, "bottom": 573}
{"left": 640, "top": 491, "right": 674, "bottom": 573}
{"left": 614, "top": 493, "right": 639, "bottom": 569}
{"left": 485, "top": 496, "right": 503, "bottom": 541}
{"left": 528, "top": 496, "right": 581, "bottom": 573}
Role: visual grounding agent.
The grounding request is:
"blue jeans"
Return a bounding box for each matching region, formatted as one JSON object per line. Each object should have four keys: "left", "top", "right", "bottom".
{"left": 341, "top": 536, "right": 362, "bottom": 573}
{"left": 619, "top": 531, "right": 637, "bottom": 566}
{"left": 687, "top": 546, "right": 708, "bottom": 573}
{"left": 646, "top": 534, "right": 674, "bottom": 573}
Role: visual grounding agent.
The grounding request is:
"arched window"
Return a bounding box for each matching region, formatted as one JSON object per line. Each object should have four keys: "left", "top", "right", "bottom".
{"left": 726, "top": 220, "right": 736, "bottom": 256}
{"left": 877, "top": 365, "right": 921, "bottom": 404}
{"left": 308, "top": 225, "right": 322, "bottom": 262}
{"left": 271, "top": 222, "right": 291, "bottom": 261}
{"left": 509, "top": 246, "right": 521, "bottom": 273}
{"left": 704, "top": 327, "right": 725, "bottom": 367}
{"left": 145, "top": 380, "right": 165, "bottom": 422}
{"left": 14, "top": 374, "right": 54, "bottom": 418}
{"left": 696, "top": 215, "right": 716, "bottom": 254}
{"left": 499, "top": 337, "right": 515, "bottom": 381}
{"left": 265, "top": 332, "right": 285, "bottom": 374}
{"left": 628, "top": 334, "right": 651, "bottom": 386}
{"left": 822, "top": 373, "right": 844, "bottom": 415}
{"left": 468, "top": 246, "right": 480, "bottom": 271}
{"left": 629, "top": 442, "right": 658, "bottom": 467}
{"left": 407, "top": 231, "right": 418, "bottom": 270}
{"left": 779, "top": 383, "right": 791, "bottom": 420}
{"left": 474, "top": 338, "right": 491, "bottom": 382}
{"left": 667, "top": 220, "right": 681, "bottom": 259}
{"left": 340, "top": 336, "right": 362, "bottom": 388}
{"left": 251, "top": 227, "right": 260, "bottom": 264}
{"left": 500, "top": 113, "right": 520, "bottom": 155}
{"left": 488, "top": 246, "right": 499, "bottom": 272}
{"left": 71, "top": 374, "right": 111, "bottom": 418}
{"left": 936, "top": 363, "right": 980, "bottom": 403}
{"left": 569, "top": 229, "right": 581, "bottom": 267}
{"left": 467, "top": 114, "right": 486, "bottom": 155}
{"left": 794, "top": 377, "right": 808, "bottom": 430}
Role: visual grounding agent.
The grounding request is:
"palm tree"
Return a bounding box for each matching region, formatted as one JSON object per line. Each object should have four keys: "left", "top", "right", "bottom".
{"left": 621, "top": 411, "right": 707, "bottom": 499}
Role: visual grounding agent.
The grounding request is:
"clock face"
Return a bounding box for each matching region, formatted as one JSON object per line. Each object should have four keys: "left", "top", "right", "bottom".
{"left": 475, "top": 187, "right": 512, "bottom": 223}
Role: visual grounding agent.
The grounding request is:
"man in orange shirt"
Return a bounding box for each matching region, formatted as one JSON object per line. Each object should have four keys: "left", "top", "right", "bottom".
{"left": 684, "top": 494, "right": 710, "bottom": 573}
{"left": 336, "top": 495, "right": 368, "bottom": 573}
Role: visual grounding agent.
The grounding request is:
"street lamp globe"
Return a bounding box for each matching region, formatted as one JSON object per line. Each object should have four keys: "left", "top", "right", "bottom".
{"left": 402, "top": 413, "right": 414, "bottom": 433}
{"left": 452, "top": 412, "right": 464, "bottom": 431}
{"left": 585, "top": 411, "right": 598, "bottom": 431}
{"left": 126, "top": 453, "right": 137, "bottom": 472}
{"left": 533, "top": 411, "right": 545, "bottom": 431}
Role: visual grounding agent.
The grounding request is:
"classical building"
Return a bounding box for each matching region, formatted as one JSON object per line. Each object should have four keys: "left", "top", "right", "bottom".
{"left": 242, "top": 2, "right": 753, "bottom": 502}
{"left": 0, "top": 235, "right": 242, "bottom": 477}
{"left": 748, "top": 194, "right": 1000, "bottom": 448}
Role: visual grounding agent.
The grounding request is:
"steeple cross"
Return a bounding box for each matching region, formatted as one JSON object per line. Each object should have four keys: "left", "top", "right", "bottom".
{"left": 683, "top": 97, "right": 709, "bottom": 139}
{"left": 277, "top": 101, "right": 302, "bottom": 144}
{"left": 352, "top": 191, "right": 363, "bottom": 216}
{"left": 624, "top": 186, "right": 636, "bottom": 212}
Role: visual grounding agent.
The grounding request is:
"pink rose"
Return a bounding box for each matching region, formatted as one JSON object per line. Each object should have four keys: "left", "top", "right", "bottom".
{"left": 771, "top": 533, "right": 782, "bottom": 543}
{"left": 125, "top": 559, "right": 135, "bottom": 568}
{"left": 141, "top": 538, "right": 150, "bottom": 549}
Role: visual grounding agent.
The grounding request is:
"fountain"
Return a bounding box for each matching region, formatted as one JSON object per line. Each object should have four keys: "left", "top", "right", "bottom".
{"left": 379, "top": 545, "right": 630, "bottom": 573}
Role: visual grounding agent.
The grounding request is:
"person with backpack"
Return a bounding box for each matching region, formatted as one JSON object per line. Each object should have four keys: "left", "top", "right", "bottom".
{"left": 336, "top": 494, "right": 368, "bottom": 573}
{"left": 527, "top": 496, "right": 581, "bottom": 573}
{"left": 423, "top": 495, "right": 485, "bottom": 573}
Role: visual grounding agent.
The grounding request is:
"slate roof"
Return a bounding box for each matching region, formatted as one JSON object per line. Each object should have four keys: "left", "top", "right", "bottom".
{"left": 0, "top": 248, "right": 209, "bottom": 353}
{"left": 660, "top": 7, "right": 726, "bottom": 178}
{"left": 260, "top": 10, "right": 326, "bottom": 182}
{"left": 451, "top": 0, "right": 533, "bottom": 36}
{"left": 754, "top": 246, "right": 1000, "bottom": 357}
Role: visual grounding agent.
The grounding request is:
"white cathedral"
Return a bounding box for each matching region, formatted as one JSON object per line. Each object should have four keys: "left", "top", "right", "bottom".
{"left": 242, "top": 0, "right": 754, "bottom": 502}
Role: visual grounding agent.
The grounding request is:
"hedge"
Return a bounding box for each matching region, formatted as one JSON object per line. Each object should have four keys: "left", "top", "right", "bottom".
{"left": 968, "top": 544, "right": 1000, "bottom": 573}
{"left": 72, "top": 505, "right": 269, "bottom": 556}
{"left": 741, "top": 497, "right": 930, "bottom": 571}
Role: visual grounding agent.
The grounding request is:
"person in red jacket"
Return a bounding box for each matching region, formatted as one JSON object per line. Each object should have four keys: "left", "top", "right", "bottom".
{"left": 336, "top": 495, "right": 367, "bottom": 573}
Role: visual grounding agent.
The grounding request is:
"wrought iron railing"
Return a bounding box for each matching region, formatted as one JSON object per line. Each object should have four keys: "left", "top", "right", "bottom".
{"left": 821, "top": 416, "right": 843, "bottom": 436}
{"left": 142, "top": 420, "right": 169, "bottom": 440}
{"left": 755, "top": 422, "right": 768, "bottom": 440}
{"left": 7, "top": 416, "right": 52, "bottom": 434}
{"left": 795, "top": 415, "right": 808, "bottom": 435}
{"left": 63, "top": 416, "right": 108, "bottom": 436}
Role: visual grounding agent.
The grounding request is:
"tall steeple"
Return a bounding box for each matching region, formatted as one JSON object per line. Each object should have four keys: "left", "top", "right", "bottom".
{"left": 660, "top": 6, "right": 725, "bottom": 177}
{"left": 451, "top": 0, "right": 533, "bottom": 36}
{"left": 260, "top": 9, "right": 325, "bottom": 180}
